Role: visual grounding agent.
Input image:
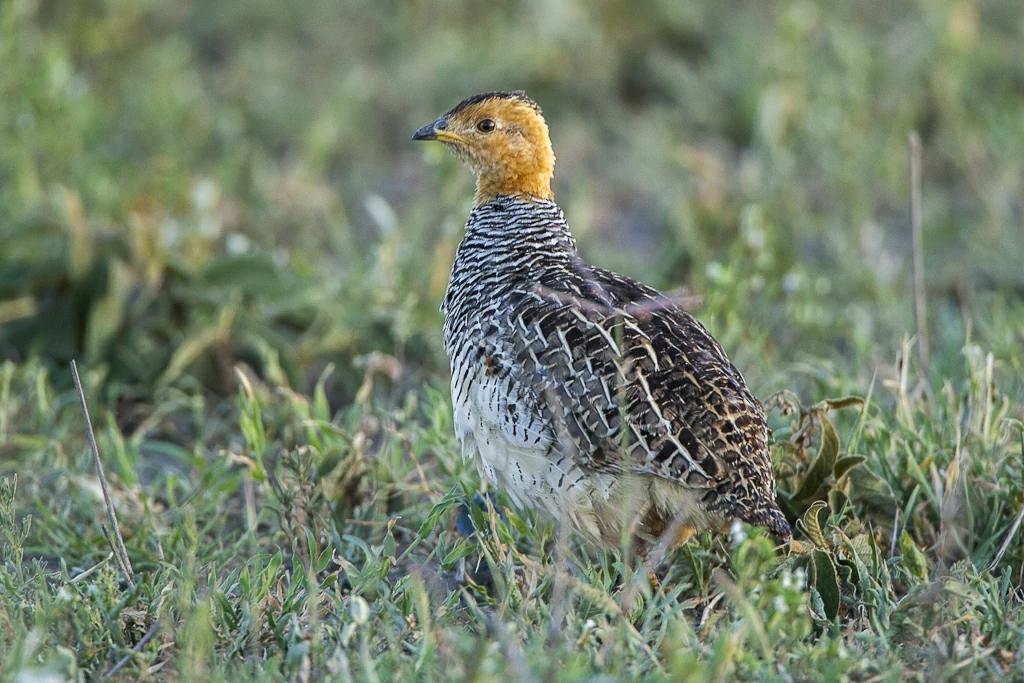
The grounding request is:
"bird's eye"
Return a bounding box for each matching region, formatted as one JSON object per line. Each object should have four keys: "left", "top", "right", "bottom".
{"left": 477, "top": 119, "right": 495, "bottom": 133}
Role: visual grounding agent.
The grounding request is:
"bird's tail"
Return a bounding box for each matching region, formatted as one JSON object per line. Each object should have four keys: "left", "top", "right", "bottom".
{"left": 744, "top": 500, "right": 791, "bottom": 541}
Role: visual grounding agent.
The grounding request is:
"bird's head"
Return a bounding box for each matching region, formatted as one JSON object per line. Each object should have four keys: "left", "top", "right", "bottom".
{"left": 412, "top": 91, "right": 555, "bottom": 206}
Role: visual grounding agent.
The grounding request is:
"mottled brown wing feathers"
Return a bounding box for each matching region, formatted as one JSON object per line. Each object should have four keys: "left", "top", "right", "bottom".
{"left": 505, "top": 262, "right": 777, "bottom": 520}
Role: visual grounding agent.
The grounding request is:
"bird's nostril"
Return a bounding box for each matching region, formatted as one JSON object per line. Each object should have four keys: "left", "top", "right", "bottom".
{"left": 435, "top": 118, "right": 447, "bottom": 130}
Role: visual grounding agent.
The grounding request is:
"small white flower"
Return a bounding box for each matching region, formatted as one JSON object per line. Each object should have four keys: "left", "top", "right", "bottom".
{"left": 191, "top": 178, "right": 218, "bottom": 213}
{"left": 226, "top": 233, "right": 250, "bottom": 254}
{"left": 793, "top": 567, "right": 807, "bottom": 591}
{"left": 14, "top": 671, "right": 65, "bottom": 683}
{"left": 730, "top": 520, "right": 747, "bottom": 545}
{"left": 782, "top": 271, "right": 804, "bottom": 293}
{"left": 773, "top": 595, "right": 789, "bottom": 614}
{"left": 705, "top": 261, "right": 725, "bottom": 282}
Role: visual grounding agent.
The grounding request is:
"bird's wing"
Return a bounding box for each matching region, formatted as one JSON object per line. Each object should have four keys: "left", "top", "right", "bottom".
{"left": 503, "top": 263, "right": 774, "bottom": 512}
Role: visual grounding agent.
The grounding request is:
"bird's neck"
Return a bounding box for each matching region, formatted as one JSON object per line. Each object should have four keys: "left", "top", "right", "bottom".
{"left": 464, "top": 196, "right": 576, "bottom": 257}
{"left": 474, "top": 174, "right": 554, "bottom": 206}
{"left": 472, "top": 143, "right": 555, "bottom": 206}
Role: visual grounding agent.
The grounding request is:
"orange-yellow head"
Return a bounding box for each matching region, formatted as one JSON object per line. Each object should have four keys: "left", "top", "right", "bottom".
{"left": 412, "top": 91, "right": 555, "bottom": 206}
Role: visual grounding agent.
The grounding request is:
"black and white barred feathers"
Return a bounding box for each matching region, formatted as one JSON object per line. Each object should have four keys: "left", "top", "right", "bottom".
{"left": 442, "top": 195, "right": 791, "bottom": 544}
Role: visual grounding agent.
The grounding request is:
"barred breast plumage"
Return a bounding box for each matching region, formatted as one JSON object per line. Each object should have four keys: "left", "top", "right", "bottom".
{"left": 416, "top": 90, "right": 790, "bottom": 547}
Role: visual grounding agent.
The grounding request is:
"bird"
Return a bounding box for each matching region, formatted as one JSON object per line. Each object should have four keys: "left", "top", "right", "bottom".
{"left": 412, "top": 90, "right": 791, "bottom": 555}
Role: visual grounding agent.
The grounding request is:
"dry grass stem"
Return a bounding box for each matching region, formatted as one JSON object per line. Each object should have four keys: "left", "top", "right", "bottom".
{"left": 71, "top": 360, "right": 135, "bottom": 584}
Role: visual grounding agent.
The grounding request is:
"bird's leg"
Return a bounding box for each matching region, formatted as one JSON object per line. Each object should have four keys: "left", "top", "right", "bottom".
{"left": 630, "top": 537, "right": 661, "bottom": 593}
{"left": 455, "top": 491, "right": 505, "bottom": 536}
{"left": 454, "top": 492, "right": 506, "bottom": 590}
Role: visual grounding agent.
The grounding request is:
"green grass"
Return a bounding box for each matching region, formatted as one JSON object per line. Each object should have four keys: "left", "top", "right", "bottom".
{"left": 2, "top": 0, "right": 1024, "bottom": 680}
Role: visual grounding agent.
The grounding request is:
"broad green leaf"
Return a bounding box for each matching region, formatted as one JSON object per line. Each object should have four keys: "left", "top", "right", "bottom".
{"left": 416, "top": 487, "right": 463, "bottom": 538}
{"left": 262, "top": 552, "right": 284, "bottom": 595}
{"left": 304, "top": 528, "right": 319, "bottom": 569}
{"left": 846, "top": 464, "right": 899, "bottom": 516}
{"left": 833, "top": 454, "right": 867, "bottom": 480}
{"left": 316, "top": 547, "right": 332, "bottom": 574}
{"left": 899, "top": 531, "right": 928, "bottom": 582}
{"left": 504, "top": 508, "right": 530, "bottom": 535}
{"left": 811, "top": 549, "right": 841, "bottom": 621}
{"left": 313, "top": 365, "right": 333, "bottom": 423}
{"left": 440, "top": 539, "right": 477, "bottom": 570}
{"left": 383, "top": 517, "right": 399, "bottom": 561}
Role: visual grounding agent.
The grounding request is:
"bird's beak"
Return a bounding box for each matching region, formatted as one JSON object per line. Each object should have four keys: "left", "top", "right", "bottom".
{"left": 412, "top": 118, "right": 466, "bottom": 144}
{"left": 411, "top": 121, "right": 440, "bottom": 141}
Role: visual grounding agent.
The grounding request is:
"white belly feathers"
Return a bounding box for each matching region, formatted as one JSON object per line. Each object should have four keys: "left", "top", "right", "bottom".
{"left": 450, "top": 351, "right": 602, "bottom": 533}
{"left": 449, "top": 350, "right": 706, "bottom": 546}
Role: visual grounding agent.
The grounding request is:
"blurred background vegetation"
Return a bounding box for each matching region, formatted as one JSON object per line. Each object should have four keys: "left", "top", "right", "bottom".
{"left": 1, "top": 0, "right": 1024, "bottom": 678}
{"left": 3, "top": 0, "right": 1022, "bottom": 403}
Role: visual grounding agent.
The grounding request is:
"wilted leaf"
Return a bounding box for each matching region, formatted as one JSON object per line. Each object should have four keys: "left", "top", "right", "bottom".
{"left": 835, "top": 556, "right": 859, "bottom": 591}
{"left": 840, "top": 534, "right": 873, "bottom": 594}
{"left": 792, "top": 415, "right": 841, "bottom": 503}
{"left": 504, "top": 507, "right": 530, "bottom": 536}
{"left": 797, "top": 501, "right": 830, "bottom": 548}
{"left": 818, "top": 396, "right": 865, "bottom": 412}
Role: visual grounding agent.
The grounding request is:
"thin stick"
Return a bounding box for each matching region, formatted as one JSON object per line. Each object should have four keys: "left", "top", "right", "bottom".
{"left": 70, "top": 554, "right": 112, "bottom": 584}
{"left": 102, "top": 620, "right": 161, "bottom": 680}
{"left": 101, "top": 523, "right": 133, "bottom": 581}
{"left": 71, "top": 360, "right": 135, "bottom": 584}
{"left": 991, "top": 504, "right": 1024, "bottom": 571}
{"left": 990, "top": 433, "right": 1024, "bottom": 570}
{"left": 889, "top": 507, "right": 900, "bottom": 558}
{"left": 908, "top": 132, "right": 930, "bottom": 375}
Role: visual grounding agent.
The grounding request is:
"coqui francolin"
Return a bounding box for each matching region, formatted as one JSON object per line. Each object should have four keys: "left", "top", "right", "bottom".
{"left": 413, "top": 91, "right": 790, "bottom": 562}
